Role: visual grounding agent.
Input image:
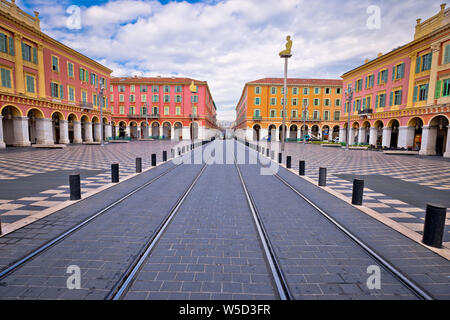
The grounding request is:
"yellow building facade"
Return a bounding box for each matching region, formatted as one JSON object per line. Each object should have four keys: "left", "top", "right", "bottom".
{"left": 234, "top": 78, "right": 343, "bottom": 141}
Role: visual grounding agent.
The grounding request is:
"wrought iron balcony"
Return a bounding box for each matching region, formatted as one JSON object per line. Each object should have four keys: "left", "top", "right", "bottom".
{"left": 290, "top": 117, "right": 321, "bottom": 122}
{"left": 252, "top": 115, "right": 262, "bottom": 121}
{"left": 189, "top": 114, "right": 199, "bottom": 119}
{"left": 358, "top": 108, "right": 373, "bottom": 116}
{"left": 128, "top": 113, "right": 160, "bottom": 119}
{"left": 79, "top": 102, "right": 94, "bottom": 110}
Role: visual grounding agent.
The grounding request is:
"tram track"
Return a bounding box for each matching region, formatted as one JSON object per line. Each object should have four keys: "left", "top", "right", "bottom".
{"left": 0, "top": 144, "right": 205, "bottom": 283}
{"left": 238, "top": 140, "right": 435, "bottom": 300}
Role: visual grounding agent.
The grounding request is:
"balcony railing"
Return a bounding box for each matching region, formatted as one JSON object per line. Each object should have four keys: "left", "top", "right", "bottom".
{"left": 253, "top": 115, "right": 262, "bottom": 121}
{"left": 290, "top": 117, "right": 321, "bottom": 122}
{"left": 358, "top": 109, "right": 373, "bottom": 116}
{"left": 189, "top": 114, "right": 199, "bottom": 119}
{"left": 128, "top": 113, "right": 160, "bottom": 119}
{"left": 79, "top": 102, "right": 94, "bottom": 110}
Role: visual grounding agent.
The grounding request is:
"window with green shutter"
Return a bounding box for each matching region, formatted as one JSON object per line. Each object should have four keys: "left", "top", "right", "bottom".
{"left": 69, "top": 87, "right": 75, "bottom": 101}
{"left": 442, "top": 79, "right": 450, "bottom": 97}
{"left": 26, "top": 75, "right": 35, "bottom": 93}
{"left": 444, "top": 45, "right": 450, "bottom": 64}
{"left": 0, "top": 33, "right": 7, "bottom": 53}
{"left": 421, "top": 53, "right": 431, "bottom": 71}
{"left": 68, "top": 63, "right": 74, "bottom": 77}
{"left": 59, "top": 84, "right": 64, "bottom": 99}
{"left": 413, "top": 86, "right": 418, "bottom": 102}
{"left": 52, "top": 56, "right": 59, "bottom": 71}
{"left": 22, "top": 42, "right": 32, "bottom": 62}
{"left": 9, "top": 37, "right": 14, "bottom": 56}
{"left": 32, "top": 47, "right": 37, "bottom": 64}
{"left": 416, "top": 56, "right": 421, "bottom": 73}
{"left": 1, "top": 68, "right": 11, "bottom": 88}
{"left": 435, "top": 80, "right": 442, "bottom": 98}
{"left": 418, "top": 84, "right": 429, "bottom": 101}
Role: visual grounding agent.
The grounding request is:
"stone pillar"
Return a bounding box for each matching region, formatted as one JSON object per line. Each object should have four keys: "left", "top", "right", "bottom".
{"left": 84, "top": 122, "right": 93, "bottom": 142}
{"left": 73, "top": 121, "right": 82, "bottom": 143}
{"left": 260, "top": 128, "right": 268, "bottom": 141}
{"left": 182, "top": 126, "right": 190, "bottom": 140}
{"left": 443, "top": 126, "right": 450, "bottom": 158}
{"left": 348, "top": 128, "right": 355, "bottom": 146}
{"left": 398, "top": 126, "right": 415, "bottom": 149}
{"left": 125, "top": 126, "right": 130, "bottom": 138}
{"left": 369, "top": 127, "right": 377, "bottom": 146}
{"left": 159, "top": 126, "right": 163, "bottom": 139}
{"left": 0, "top": 115, "right": 5, "bottom": 149}
{"left": 59, "top": 120, "right": 70, "bottom": 144}
{"left": 115, "top": 126, "right": 119, "bottom": 138}
{"left": 419, "top": 126, "right": 437, "bottom": 156}
{"left": 12, "top": 117, "right": 31, "bottom": 146}
{"left": 105, "top": 124, "right": 112, "bottom": 140}
{"left": 35, "top": 118, "right": 53, "bottom": 145}
{"left": 382, "top": 127, "right": 392, "bottom": 148}
{"left": 339, "top": 128, "right": 347, "bottom": 143}
{"left": 275, "top": 128, "right": 279, "bottom": 142}
{"left": 358, "top": 127, "right": 366, "bottom": 144}
{"left": 93, "top": 123, "right": 101, "bottom": 142}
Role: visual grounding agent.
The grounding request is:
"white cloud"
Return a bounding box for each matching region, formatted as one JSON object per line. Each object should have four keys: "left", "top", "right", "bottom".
{"left": 26, "top": 0, "right": 445, "bottom": 121}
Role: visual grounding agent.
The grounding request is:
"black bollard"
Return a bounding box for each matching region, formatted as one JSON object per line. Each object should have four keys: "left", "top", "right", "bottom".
{"left": 136, "top": 157, "right": 142, "bottom": 173}
{"left": 266, "top": 148, "right": 269, "bottom": 157}
{"left": 111, "top": 163, "right": 119, "bottom": 183}
{"left": 178, "top": 148, "right": 181, "bottom": 156}
{"left": 286, "top": 156, "right": 291, "bottom": 169}
{"left": 423, "top": 204, "right": 447, "bottom": 248}
{"left": 299, "top": 160, "right": 305, "bottom": 176}
{"left": 69, "top": 174, "right": 81, "bottom": 200}
{"left": 318, "top": 167, "right": 327, "bottom": 186}
{"left": 163, "top": 151, "right": 167, "bottom": 162}
{"left": 151, "top": 154, "right": 156, "bottom": 166}
{"left": 351, "top": 179, "right": 364, "bottom": 205}
{"left": 278, "top": 153, "right": 282, "bottom": 164}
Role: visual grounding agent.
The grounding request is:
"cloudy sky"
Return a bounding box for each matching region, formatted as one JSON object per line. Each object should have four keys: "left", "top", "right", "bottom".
{"left": 16, "top": 0, "right": 445, "bottom": 120}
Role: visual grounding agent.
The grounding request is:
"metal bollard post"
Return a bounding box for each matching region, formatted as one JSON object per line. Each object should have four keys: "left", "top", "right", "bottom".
{"left": 299, "top": 160, "right": 305, "bottom": 176}
{"left": 278, "top": 153, "right": 282, "bottom": 164}
{"left": 286, "top": 156, "right": 291, "bottom": 169}
{"left": 111, "top": 163, "right": 119, "bottom": 183}
{"left": 266, "top": 148, "right": 269, "bottom": 157}
{"left": 69, "top": 174, "right": 81, "bottom": 200}
{"left": 178, "top": 148, "right": 181, "bottom": 156}
{"left": 136, "top": 157, "right": 142, "bottom": 173}
{"left": 423, "top": 204, "right": 447, "bottom": 248}
{"left": 163, "top": 151, "right": 167, "bottom": 162}
{"left": 151, "top": 154, "right": 156, "bottom": 166}
{"left": 318, "top": 167, "right": 327, "bottom": 186}
{"left": 351, "top": 179, "right": 364, "bottom": 205}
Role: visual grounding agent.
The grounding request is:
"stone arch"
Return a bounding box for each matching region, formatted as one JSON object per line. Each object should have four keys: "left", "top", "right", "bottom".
{"left": 1, "top": 105, "right": 28, "bottom": 146}
{"left": 321, "top": 125, "right": 330, "bottom": 141}
{"left": 162, "top": 121, "right": 172, "bottom": 140}
{"left": 51, "top": 111, "right": 65, "bottom": 144}
{"left": 27, "top": 108, "right": 45, "bottom": 145}
{"left": 253, "top": 124, "right": 261, "bottom": 141}
{"left": 289, "top": 124, "right": 298, "bottom": 140}
{"left": 427, "top": 115, "right": 449, "bottom": 156}
{"left": 152, "top": 121, "right": 160, "bottom": 138}
{"left": 174, "top": 122, "right": 183, "bottom": 141}
{"left": 268, "top": 124, "right": 276, "bottom": 142}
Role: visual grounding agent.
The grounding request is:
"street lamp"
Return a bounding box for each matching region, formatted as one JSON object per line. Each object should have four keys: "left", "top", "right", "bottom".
{"left": 189, "top": 81, "right": 197, "bottom": 146}
{"left": 302, "top": 99, "right": 308, "bottom": 145}
{"left": 96, "top": 81, "right": 105, "bottom": 147}
{"left": 279, "top": 35, "right": 293, "bottom": 152}
{"left": 345, "top": 86, "right": 353, "bottom": 150}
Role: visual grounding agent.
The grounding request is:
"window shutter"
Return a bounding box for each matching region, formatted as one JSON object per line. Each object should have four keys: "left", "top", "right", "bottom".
{"left": 389, "top": 91, "right": 393, "bottom": 106}
{"left": 445, "top": 45, "right": 450, "bottom": 64}
{"left": 413, "top": 86, "right": 418, "bottom": 102}
{"left": 416, "top": 56, "right": 421, "bottom": 73}
{"left": 383, "top": 71, "right": 387, "bottom": 83}
{"left": 362, "top": 98, "right": 366, "bottom": 109}
{"left": 21, "top": 42, "right": 26, "bottom": 60}
{"left": 79, "top": 68, "right": 83, "bottom": 81}
{"left": 375, "top": 95, "right": 379, "bottom": 108}
{"left": 8, "top": 36, "right": 14, "bottom": 56}
{"left": 400, "top": 63, "right": 404, "bottom": 78}
{"left": 365, "top": 77, "right": 368, "bottom": 89}
{"left": 398, "top": 90, "right": 402, "bottom": 104}
{"left": 32, "top": 47, "right": 37, "bottom": 64}
{"left": 424, "top": 84, "right": 429, "bottom": 100}
{"left": 59, "top": 84, "right": 64, "bottom": 99}
{"left": 435, "top": 80, "right": 442, "bottom": 98}
{"left": 0, "top": 34, "right": 6, "bottom": 53}
{"left": 377, "top": 72, "right": 380, "bottom": 85}
{"left": 392, "top": 66, "right": 395, "bottom": 80}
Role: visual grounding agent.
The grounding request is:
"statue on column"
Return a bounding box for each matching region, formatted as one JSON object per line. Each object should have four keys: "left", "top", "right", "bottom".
{"left": 279, "top": 35, "right": 293, "bottom": 57}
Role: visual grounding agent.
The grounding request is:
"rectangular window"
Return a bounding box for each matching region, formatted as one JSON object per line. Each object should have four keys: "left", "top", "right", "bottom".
{"left": 26, "top": 75, "right": 35, "bottom": 93}
{"left": 302, "top": 98, "right": 308, "bottom": 106}
{"left": 82, "top": 91, "right": 87, "bottom": 103}
{"left": 119, "top": 94, "right": 124, "bottom": 102}
{"left": 22, "top": 42, "right": 32, "bottom": 62}
{"left": 303, "top": 88, "right": 309, "bottom": 95}
{"left": 325, "top": 88, "right": 330, "bottom": 94}
{"left": 164, "top": 95, "right": 170, "bottom": 103}
{"left": 313, "top": 111, "right": 319, "bottom": 120}
{"left": 270, "top": 109, "right": 276, "bottom": 117}
{"left": 141, "top": 95, "right": 147, "bottom": 102}
{"left": 0, "top": 33, "right": 7, "bottom": 54}
{"left": 255, "top": 86, "right": 261, "bottom": 94}
{"left": 164, "top": 106, "right": 170, "bottom": 115}
{"left": 118, "top": 85, "right": 125, "bottom": 92}
{"left": 254, "top": 97, "right": 261, "bottom": 105}
{"left": 336, "top": 88, "right": 341, "bottom": 94}
{"left": 140, "top": 85, "right": 148, "bottom": 92}
{"left": 335, "top": 99, "right": 341, "bottom": 106}
{"left": 175, "top": 85, "right": 182, "bottom": 93}
{"left": 292, "top": 87, "right": 298, "bottom": 95}
{"left": 314, "top": 87, "right": 320, "bottom": 94}
{"left": 444, "top": 44, "right": 450, "bottom": 64}
{"left": 164, "top": 85, "right": 170, "bottom": 93}
{"left": 175, "top": 95, "right": 182, "bottom": 103}
{"left": 51, "top": 56, "right": 59, "bottom": 72}
{"left": 324, "top": 99, "right": 330, "bottom": 106}
{"left": 93, "top": 94, "right": 97, "bottom": 106}
{"left": 270, "top": 97, "right": 277, "bottom": 105}
{"left": 418, "top": 84, "right": 429, "bottom": 101}
{"left": 380, "top": 70, "right": 388, "bottom": 84}
{"left": 129, "top": 106, "right": 135, "bottom": 115}
{"left": 119, "top": 106, "right": 124, "bottom": 114}
{"left": 152, "top": 85, "right": 159, "bottom": 93}
{"left": 110, "top": 94, "right": 114, "bottom": 102}
{"left": 191, "top": 95, "right": 199, "bottom": 103}
{"left": 324, "top": 110, "right": 330, "bottom": 120}
{"left": 68, "top": 87, "right": 75, "bottom": 101}
{"left": 51, "top": 82, "right": 59, "bottom": 98}
{"left": 67, "top": 62, "right": 74, "bottom": 77}
{"left": 421, "top": 53, "right": 432, "bottom": 72}
{"left": 313, "top": 98, "right": 320, "bottom": 106}
{"left": 379, "top": 94, "right": 386, "bottom": 108}
{"left": 292, "top": 98, "right": 298, "bottom": 106}
{"left": 271, "top": 87, "right": 277, "bottom": 95}
{"left": 291, "top": 109, "right": 298, "bottom": 118}
{"left": 176, "top": 106, "right": 181, "bottom": 115}
{"left": 443, "top": 79, "right": 450, "bottom": 97}
{"left": 152, "top": 95, "right": 159, "bottom": 102}
{"left": 152, "top": 106, "right": 159, "bottom": 115}
{"left": 129, "top": 94, "right": 135, "bottom": 102}
{"left": 192, "top": 106, "right": 197, "bottom": 115}
{"left": 130, "top": 85, "right": 135, "bottom": 93}
{"left": 334, "top": 111, "right": 340, "bottom": 121}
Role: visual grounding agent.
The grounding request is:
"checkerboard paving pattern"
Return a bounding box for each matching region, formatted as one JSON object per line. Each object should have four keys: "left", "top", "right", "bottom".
{"left": 259, "top": 142, "right": 450, "bottom": 249}
{"left": 0, "top": 141, "right": 179, "bottom": 231}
